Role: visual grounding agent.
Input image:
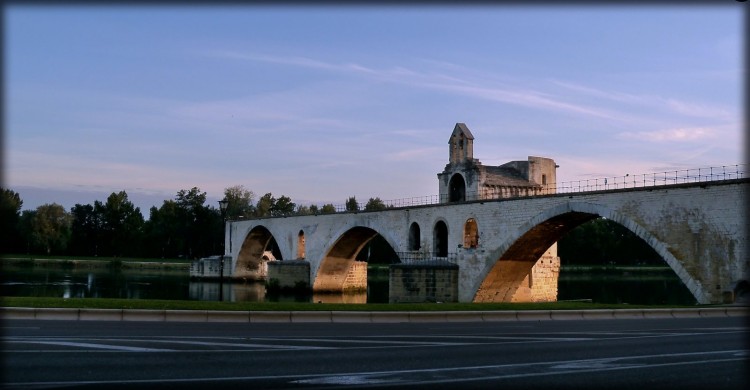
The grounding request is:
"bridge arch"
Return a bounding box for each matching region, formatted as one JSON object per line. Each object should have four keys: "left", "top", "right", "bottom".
{"left": 472, "top": 201, "right": 710, "bottom": 304}
{"left": 235, "top": 225, "right": 283, "bottom": 281}
{"left": 313, "top": 225, "right": 400, "bottom": 293}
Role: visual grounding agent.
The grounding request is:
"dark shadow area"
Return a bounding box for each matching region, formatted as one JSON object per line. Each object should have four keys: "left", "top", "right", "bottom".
{"left": 557, "top": 217, "right": 696, "bottom": 305}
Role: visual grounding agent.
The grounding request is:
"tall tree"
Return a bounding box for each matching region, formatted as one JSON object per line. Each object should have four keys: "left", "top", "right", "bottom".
{"left": 345, "top": 196, "right": 359, "bottom": 212}
{"left": 223, "top": 185, "right": 255, "bottom": 219}
{"left": 364, "top": 197, "right": 387, "bottom": 211}
{"left": 174, "top": 187, "right": 212, "bottom": 259}
{"left": 255, "top": 193, "right": 275, "bottom": 217}
{"left": 0, "top": 189, "right": 24, "bottom": 253}
{"left": 558, "top": 218, "right": 662, "bottom": 266}
{"left": 30, "top": 203, "right": 72, "bottom": 255}
{"left": 95, "top": 191, "right": 144, "bottom": 257}
{"left": 17, "top": 210, "right": 36, "bottom": 254}
{"left": 68, "top": 203, "right": 103, "bottom": 257}
{"left": 272, "top": 195, "right": 296, "bottom": 217}
{"left": 143, "top": 200, "right": 183, "bottom": 259}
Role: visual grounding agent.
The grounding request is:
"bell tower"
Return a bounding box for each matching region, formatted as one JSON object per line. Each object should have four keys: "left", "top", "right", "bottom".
{"left": 449, "top": 123, "right": 474, "bottom": 165}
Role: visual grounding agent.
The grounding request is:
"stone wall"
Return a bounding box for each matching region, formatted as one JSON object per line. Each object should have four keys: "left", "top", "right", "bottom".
{"left": 228, "top": 180, "right": 748, "bottom": 304}
{"left": 530, "top": 248, "right": 560, "bottom": 302}
{"left": 389, "top": 263, "right": 459, "bottom": 303}
{"left": 342, "top": 261, "right": 368, "bottom": 291}
{"left": 266, "top": 261, "right": 311, "bottom": 291}
{"left": 189, "top": 256, "right": 231, "bottom": 279}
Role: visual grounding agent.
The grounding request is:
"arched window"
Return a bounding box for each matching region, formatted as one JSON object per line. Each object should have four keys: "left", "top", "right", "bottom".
{"left": 463, "top": 218, "right": 478, "bottom": 249}
{"left": 408, "top": 222, "right": 421, "bottom": 251}
{"left": 297, "top": 230, "right": 305, "bottom": 259}
{"left": 448, "top": 174, "right": 466, "bottom": 202}
{"left": 433, "top": 221, "right": 448, "bottom": 257}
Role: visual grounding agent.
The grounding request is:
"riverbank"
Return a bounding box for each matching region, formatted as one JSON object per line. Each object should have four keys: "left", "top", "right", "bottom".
{"left": 0, "top": 296, "right": 710, "bottom": 312}
{"left": 1, "top": 256, "right": 190, "bottom": 270}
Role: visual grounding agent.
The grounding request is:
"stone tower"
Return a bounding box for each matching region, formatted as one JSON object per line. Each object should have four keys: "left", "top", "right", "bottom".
{"left": 438, "top": 122, "right": 561, "bottom": 302}
{"left": 438, "top": 123, "right": 558, "bottom": 203}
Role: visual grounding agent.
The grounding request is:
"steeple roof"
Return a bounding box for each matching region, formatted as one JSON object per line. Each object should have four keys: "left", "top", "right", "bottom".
{"left": 451, "top": 123, "right": 474, "bottom": 140}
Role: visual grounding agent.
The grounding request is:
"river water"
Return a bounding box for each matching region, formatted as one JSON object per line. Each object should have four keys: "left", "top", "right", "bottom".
{"left": 1, "top": 265, "right": 696, "bottom": 305}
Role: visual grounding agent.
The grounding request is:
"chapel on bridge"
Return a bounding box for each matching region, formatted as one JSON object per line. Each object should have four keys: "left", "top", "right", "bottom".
{"left": 437, "top": 123, "right": 559, "bottom": 203}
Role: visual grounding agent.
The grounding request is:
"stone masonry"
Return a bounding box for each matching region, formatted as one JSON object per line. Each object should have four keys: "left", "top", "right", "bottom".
{"left": 227, "top": 179, "right": 748, "bottom": 304}
{"left": 225, "top": 124, "right": 747, "bottom": 304}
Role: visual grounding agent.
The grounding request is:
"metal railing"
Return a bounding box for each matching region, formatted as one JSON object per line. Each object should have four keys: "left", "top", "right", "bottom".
{"left": 233, "top": 163, "right": 746, "bottom": 220}
{"left": 336, "top": 163, "right": 747, "bottom": 210}
{"left": 395, "top": 251, "right": 458, "bottom": 265}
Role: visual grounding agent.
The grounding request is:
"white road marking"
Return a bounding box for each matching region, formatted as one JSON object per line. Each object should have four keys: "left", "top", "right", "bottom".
{"left": 5, "top": 340, "right": 172, "bottom": 352}
{"left": 5, "top": 349, "right": 747, "bottom": 388}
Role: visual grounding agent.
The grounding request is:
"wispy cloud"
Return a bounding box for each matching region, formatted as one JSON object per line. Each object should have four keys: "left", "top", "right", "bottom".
{"left": 553, "top": 80, "right": 734, "bottom": 121}
{"left": 617, "top": 127, "right": 716, "bottom": 142}
{"left": 203, "top": 49, "right": 632, "bottom": 122}
{"left": 384, "top": 147, "right": 442, "bottom": 162}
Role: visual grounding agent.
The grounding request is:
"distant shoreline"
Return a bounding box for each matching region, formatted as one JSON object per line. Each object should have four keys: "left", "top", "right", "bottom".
{"left": 1, "top": 257, "right": 190, "bottom": 270}
{"left": 2, "top": 256, "right": 669, "bottom": 273}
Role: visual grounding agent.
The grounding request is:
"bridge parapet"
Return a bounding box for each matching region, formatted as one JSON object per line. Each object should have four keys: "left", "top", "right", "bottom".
{"left": 229, "top": 164, "right": 747, "bottom": 221}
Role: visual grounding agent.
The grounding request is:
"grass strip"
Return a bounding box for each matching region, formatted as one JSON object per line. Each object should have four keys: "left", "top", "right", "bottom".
{"left": 0, "top": 296, "right": 699, "bottom": 312}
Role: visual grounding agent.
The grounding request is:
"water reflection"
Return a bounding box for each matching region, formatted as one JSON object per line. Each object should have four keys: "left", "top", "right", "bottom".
{"left": 1, "top": 265, "right": 697, "bottom": 305}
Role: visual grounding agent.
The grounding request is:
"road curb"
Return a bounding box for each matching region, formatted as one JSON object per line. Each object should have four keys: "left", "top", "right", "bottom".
{"left": 1, "top": 306, "right": 747, "bottom": 323}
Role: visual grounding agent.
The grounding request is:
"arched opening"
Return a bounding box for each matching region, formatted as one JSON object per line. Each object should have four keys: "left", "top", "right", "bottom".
{"left": 236, "top": 226, "right": 282, "bottom": 281}
{"left": 474, "top": 212, "right": 595, "bottom": 303}
{"left": 463, "top": 218, "right": 478, "bottom": 249}
{"left": 448, "top": 174, "right": 466, "bottom": 202}
{"left": 474, "top": 211, "right": 697, "bottom": 305}
{"left": 433, "top": 221, "right": 448, "bottom": 257}
{"left": 313, "top": 226, "right": 399, "bottom": 303}
{"left": 297, "top": 230, "right": 305, "bottom": 259}
{"left": 556, "top": 217, "right": 696, "bottom": 305}
{"left": 408, "top": 222, "right": 421, "bottom": 251}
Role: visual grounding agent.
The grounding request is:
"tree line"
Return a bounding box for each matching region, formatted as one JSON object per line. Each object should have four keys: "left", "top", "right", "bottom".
{"left": 2, "top": 184, "right": 658, "bottom": 265}
{"left": 0, "top": 185, "right": 388, "bottom": 259}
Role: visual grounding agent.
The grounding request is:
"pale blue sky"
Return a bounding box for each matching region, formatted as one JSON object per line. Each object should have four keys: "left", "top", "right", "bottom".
{"left": 4, "top": 5, "right": 745, "bottom": 214}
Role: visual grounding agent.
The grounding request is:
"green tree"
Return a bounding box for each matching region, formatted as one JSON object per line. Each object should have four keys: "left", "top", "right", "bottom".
{"left": 345, "top": 196, "right": 358, "bottom": 212}
{"left": 68, "top": 203, "right": 102, "bottom": 256}
{"left": 272, "top": 195, "right": 296, "bottom": 217}
{"left": 558, "top": 218, "right": 662, "bottom": 266}
{"left": 143, "top": 200, "right": 183, "bottom": 259}
{"left": 0, "top": 188, "right": 23, "bottom": 253}
{"left": 94, "top": 191, "right": 144, "bottom": 257}
{"left": 31, "top": 203, "right": 72, "bottom": 255}
{"left": 223, "top": 185, "right": 255, "bottom": 219}
{"left": 296, "top": 205, "right": 312, "bottom": 215}
{"left": 321, "top": 204, "right": 336, "bottom": 214}
{"left": 308, "top": 204, "right": 319, "bottom": 214}
{"left": 364, "top": 197, "right": 387, "bottom": 211}
{"left": 255, "top": 193, "right": 275, "bottom": 217}
{"left": 174, "top": 187, "right": 214, "bottom": 259}
{"left": 101, "top": 191, "right": 144, "bottom": 256}
{"left": 17, "top": 210, "right": 36, "bottom": 254}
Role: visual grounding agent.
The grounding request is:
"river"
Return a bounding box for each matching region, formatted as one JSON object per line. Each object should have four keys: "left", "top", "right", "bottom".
{"left": 1, "top": 264, "right": 696, "bottom": 305}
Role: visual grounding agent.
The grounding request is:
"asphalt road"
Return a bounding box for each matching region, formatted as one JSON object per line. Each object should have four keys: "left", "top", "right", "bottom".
{"left": 2, "top": 317, "right": 748, "bottom": 389}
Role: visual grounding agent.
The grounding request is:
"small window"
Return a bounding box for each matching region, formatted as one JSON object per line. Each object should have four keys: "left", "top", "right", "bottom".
{"left": 433, "top": 221, "right": 448, "bottom": 257}
{"left": 297, "top": 230, "right": 306, "bottom": 259}
{"left": 542, "top": 174, "right": 547, "bottom": 185}
{"left": 408, "top": 222, "right": 421, "bottom": 251}
{"left": 464, "top": 218, "right": 478, "bottom": 249}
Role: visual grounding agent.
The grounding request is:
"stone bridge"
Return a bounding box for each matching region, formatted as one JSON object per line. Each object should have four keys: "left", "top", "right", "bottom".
{"left": 224, "top": 178, "right": 748, "bottom": 304}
